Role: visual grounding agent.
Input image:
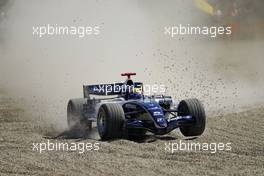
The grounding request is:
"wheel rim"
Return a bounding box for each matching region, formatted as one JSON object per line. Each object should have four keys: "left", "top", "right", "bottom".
{"left": 97, "top": 108, "right": 106, "bottom": 135}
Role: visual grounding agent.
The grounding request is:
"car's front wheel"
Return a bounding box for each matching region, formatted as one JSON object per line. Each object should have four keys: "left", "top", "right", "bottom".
{"left": 178, "top": 98, "right": 206, "bottom": 136}
{"left": 97, "top": 103, "right": 125, "bottom": 140}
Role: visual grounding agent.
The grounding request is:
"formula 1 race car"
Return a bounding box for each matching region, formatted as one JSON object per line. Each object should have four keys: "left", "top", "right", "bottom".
{"left": 67, "top": 73, "right": 206, "bottom": 140}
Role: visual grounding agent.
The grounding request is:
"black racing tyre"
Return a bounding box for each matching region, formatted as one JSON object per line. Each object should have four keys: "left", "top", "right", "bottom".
{"left": 97, "top": 103, "right": 125, "bottom": 140}
{"left": 67, "top": 98, "right": 90, "bottom": 129}
{"left": 178, "top": 98, "right": 206, "bottom": 136}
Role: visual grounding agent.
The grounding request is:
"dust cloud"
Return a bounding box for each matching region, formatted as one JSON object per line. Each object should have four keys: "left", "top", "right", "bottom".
{"left": 0, "top": 0, "right": 263, "bottom": 131}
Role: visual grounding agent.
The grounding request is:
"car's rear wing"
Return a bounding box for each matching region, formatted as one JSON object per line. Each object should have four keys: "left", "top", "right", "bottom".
{"left": 83, "top": 82, "right": 143, "bottom": 98}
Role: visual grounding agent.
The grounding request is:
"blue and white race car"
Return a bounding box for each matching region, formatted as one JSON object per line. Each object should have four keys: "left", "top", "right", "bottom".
{"left": 67, "top": 73, "right": 206, "bottom": 140}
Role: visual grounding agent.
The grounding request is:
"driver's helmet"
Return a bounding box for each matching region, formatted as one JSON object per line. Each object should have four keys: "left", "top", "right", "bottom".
{"left": 127, "top": 87, "right": 142, "bottom": 99}
{"left": 128, "top": 92, "right": 142, "bottom": 99}
{"left": 123, "top": 79, "right": 143, "bottom": 100}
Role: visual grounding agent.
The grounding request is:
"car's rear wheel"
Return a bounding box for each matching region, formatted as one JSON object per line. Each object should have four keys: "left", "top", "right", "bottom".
{"left": 178, "top": 98, "right": 206, "bottom": 136}
{"left": 97, "top": 103, "right": 125, "bottom": 140}
{"left": 67, "top": 98, "right": 91, "bottom": 130}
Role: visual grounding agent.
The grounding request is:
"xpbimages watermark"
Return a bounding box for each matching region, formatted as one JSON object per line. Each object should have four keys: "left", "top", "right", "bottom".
{"left": 164, "top": 141, "right": 232, "bottom": 154}
{"left": 164, "top": 24, "right": 232, "bottom": 38}
{"left": 90, "top": 83, "right": 166, "bottom": 96}
{"left": 32, "top": 24, "right": 100, "bottom": 38}
{"left": 32, "top": 140, "right": 100, "bottom": 154}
